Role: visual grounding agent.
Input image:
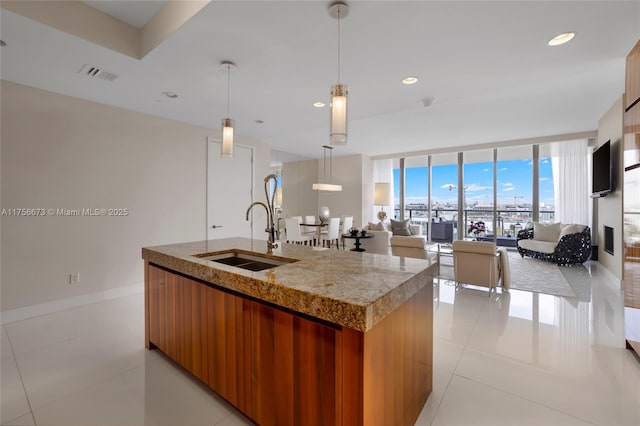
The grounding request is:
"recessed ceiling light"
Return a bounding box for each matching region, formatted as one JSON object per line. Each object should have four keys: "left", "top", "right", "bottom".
{"left": 402, "top": 76, "right": 418, "bottom": 85}
{"left": 313, "top": 101, "right": 325, "bottom": 108}
{"left": 162, "top": 91, "right": 178, "bottom": 99}
{"left": 0, "top": 40, "right": 7, "bottom": 47}
{"left": 548, "top": 32, "right": 575, "bottom": 46}
{"left": 254, "top": 119, "right": 264, "bottom": 124}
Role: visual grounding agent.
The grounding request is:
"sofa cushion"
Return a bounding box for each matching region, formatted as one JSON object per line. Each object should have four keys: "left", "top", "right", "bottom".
{"left": 367, "top": 221, "right": 386, "bottom": 231}
{"left": 452, "top": 240, "right": 496, "bottom": 255}
{"left": 533, "top": 222, "right": 562, "bottom": 242}
{"left": 390, "top": 218, "right": 413, "bottom": 236}
{"left": 390, "top": 235, "right": 425, "bottom": 248}
{"left": 518, "top": 238, "right": 556, "bottom": 254}
{"left": 558, "top": 224, "right": 585, "bottom": 240}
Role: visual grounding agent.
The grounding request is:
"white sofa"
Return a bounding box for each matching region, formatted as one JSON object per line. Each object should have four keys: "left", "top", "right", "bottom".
{"left": 516, "top": 222, "right": 591, "bottom": 265}
{"left": 358, "top": 223, "right": 421, "bottom": 255}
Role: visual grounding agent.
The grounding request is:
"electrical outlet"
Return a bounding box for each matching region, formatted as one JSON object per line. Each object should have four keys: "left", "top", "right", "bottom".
{"left": 69, "top": 272, "right": 80, "bottom": 285}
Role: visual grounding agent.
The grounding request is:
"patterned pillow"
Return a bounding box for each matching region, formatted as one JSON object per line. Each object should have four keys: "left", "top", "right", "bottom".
{"left": 390, "top": 218, "right": 413, "bottom": 236}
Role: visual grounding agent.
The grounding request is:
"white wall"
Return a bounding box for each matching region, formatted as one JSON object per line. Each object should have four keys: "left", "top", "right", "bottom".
{"left": 282, "top": 154, "right": 373, "bottom": 229}
{"left": 317, "top": 154, "right": 366, "bottom": 227}
{"left": 0, "top": 81, "right": 270, "bottom": 314}
{"left": 281, "top": 159, "right": 317, "bottom": 219}
{"left": 596, "top": 96, "right": 624, "bottom": 281}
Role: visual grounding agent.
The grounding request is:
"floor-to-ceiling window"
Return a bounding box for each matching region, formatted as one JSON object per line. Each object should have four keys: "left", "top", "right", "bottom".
{"left": 539, "top": 144, "right": 556, "bottom": 223}
{"left": 497, "top": 146, "right": 534, "bottom": 237}
{"left": 463, "top": 149, "right": 495, "bottom": 239}
{"left": 430, "top": 153, "right": 459, "bottom": 222}
{"left": 403, "top": 156, "right": 429, "bottom": 234}
{"left": 387, "top": 142, "right": 559, "bottom": 246}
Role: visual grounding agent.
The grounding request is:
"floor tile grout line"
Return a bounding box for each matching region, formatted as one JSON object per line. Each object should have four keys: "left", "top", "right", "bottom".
{"left": 428, "top": 368, "right": 456, "bottom": 426}
{"left": 451, "top": 372, "right": 601, "bottom": 426}
{"left": 3, "top": 324, "right": 37, "bottom": 426}
{"left": 12, "top": 346, "right": 158, "bottom": 419}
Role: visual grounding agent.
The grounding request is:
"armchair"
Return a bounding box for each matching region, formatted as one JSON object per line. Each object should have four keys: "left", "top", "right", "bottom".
{"left": 390, "top": 226, "right": 430, "bottom": 259}
{"left": 452, "top": 240, "right": 510, "bottom": 293}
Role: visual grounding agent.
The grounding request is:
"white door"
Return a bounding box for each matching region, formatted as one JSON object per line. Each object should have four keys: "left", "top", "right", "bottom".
{"left": 207, "top": 138, "right": 253, "bottom": 239}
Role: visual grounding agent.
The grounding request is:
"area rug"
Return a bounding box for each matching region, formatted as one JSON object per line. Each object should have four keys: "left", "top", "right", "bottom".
{"left": 438, "top": 250, "right": 577, "bottom": 298}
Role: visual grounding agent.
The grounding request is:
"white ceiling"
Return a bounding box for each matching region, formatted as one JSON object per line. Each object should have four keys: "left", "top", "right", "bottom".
{"left": 82, "top": 1, "right": 166, "bottom": 28}
{"left": 1, "top": 1, "right": 639, "bottom": 159}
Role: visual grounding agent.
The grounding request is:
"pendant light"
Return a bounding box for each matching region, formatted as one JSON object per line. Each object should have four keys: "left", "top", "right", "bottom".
{"left": 328, "top": 1, "right": 349, "bottom": 145}
{"left": 312, "top": 145, "right": 342, "bottom": 191}
{"left": 220, "top": 61, "right": 236, "bottom": 159}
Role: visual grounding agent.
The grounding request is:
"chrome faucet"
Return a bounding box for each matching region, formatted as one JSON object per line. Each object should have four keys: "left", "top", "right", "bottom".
{"left": 245, "top": 174, "right": 279, "bottom": 254}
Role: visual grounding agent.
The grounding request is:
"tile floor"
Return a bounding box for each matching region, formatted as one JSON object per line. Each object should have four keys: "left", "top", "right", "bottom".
{"left": 2, "top": 260, "right": 639, "bottom": 425}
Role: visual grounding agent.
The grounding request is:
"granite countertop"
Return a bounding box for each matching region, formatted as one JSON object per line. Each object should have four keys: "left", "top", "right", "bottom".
{"left": 142, "top": 238, "right": 437, "bottom": 332}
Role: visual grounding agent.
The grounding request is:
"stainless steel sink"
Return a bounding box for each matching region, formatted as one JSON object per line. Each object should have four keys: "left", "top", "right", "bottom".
{"left": 195, "top": 250, "right": 297, "bottom": 272}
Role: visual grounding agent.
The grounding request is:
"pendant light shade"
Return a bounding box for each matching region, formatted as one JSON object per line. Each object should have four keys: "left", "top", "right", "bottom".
{"left": 313, "top": 145, "right": 342, "bottom": 192}
{"left": 221, "top": 118, "right": 234, "bottom": 159}
{"left": 328, "top": 1, "right": 349, "bottom": 146}
{"left": 220, "top": 61, "right": 236, "bottom": 159}
{"left": 330, "top": 83, "right": 348, "bottom": 145}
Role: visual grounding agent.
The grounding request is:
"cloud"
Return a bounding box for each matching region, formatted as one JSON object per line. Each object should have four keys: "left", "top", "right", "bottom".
{"left": 540, "top": 177, "right": 550, "bottom": 181}
{"left": 440, "top": 183, "right": 457, "bottom": 190}
{"left": 465, "top": 183, "right": 490, "bottom": 192}
{"left": 503, "top": 187, "right": 515, "bottom": 192}
{"left": 541, "top": 159, "right": 549, "bottom": 164}
{"left": 502, "top": 182, "right": 513, "bottom": 187}
{"left": 500, "top": 167, "right": 508, "bottom": 171}
{"left": 483, "top": 168, "right": 489, "bottom": 172}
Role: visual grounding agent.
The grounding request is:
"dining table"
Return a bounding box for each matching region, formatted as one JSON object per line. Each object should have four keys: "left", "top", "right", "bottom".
{"left": 300, "top": 222, "right": 328, "bottom": 246}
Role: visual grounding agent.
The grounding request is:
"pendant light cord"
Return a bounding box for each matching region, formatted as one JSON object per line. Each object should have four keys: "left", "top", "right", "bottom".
{"left": 337, "top": 6, "right": 341, "bottom": 83}
{"left": 226, "top": 66, "right": 230, "bottom": 117}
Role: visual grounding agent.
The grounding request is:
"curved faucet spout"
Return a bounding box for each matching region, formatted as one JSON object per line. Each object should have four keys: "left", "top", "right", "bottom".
{"left": 245, "top": 202, "right": 269, "bottom": 221}
{"left": 246, "top": 174, "right": 280, "bottom": 255}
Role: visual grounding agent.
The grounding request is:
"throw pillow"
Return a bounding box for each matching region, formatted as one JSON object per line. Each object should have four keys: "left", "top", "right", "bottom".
{"left": 558, "top": 224, "right": 585, "bottom": 240}
{"left": 533, "top": 222, "right": 562, "bottom": 242}
{"left": 390, "top": 218, "right": 413, "bottom": 236}
{"left": 368, "top": 221, "right": 386, "bottom": 231}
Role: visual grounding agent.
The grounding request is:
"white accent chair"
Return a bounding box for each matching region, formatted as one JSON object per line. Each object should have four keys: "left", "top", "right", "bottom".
{"left": 302, "top": 215, "right": 317, "bottom": 245}
{"left": 320, "top": 218, "right": 341, "bottom": 249}
{"left": 285, "top": 218, "right": 312, "bottom": 245}
{"left": 390, "top": 234, "right": 431, "bottom": 259}
{"left": 452, "top": 240, "right": 510, "bottom": 294}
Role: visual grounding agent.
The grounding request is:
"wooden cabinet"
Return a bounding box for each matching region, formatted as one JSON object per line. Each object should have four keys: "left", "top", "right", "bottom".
{"left": 250, "top": 302, "right": 340, "bottom": 426}
{"left": 205, "top": 285, "right": 252, "bottom": 414}
{"left": 625, "top": 40, "right": 640, "bottom": 111}
{"left": 624, "top": 39, "right": 640, "bottom": 358}
{"left": 145, "top": 261, "right": 432, "bottom": 426}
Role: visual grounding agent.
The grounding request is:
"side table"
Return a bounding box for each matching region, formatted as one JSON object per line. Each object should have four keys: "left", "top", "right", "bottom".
{"left": 342, "top": 233, "right": 373, "bottom": 252}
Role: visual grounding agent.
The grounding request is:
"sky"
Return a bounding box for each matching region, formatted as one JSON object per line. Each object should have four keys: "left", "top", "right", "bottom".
{"left": 393, "top": 157, "right": 555, "bottom": 208}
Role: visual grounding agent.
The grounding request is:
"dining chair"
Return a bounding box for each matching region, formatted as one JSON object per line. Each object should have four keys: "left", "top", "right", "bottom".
{"left": 285, "top": 218, "right": 312, "bottom": 245}
{"left": 341, "top": 216, "right": 353, "bottom": 249}
{"left": 320, "top": 218, "right": 341, "bottom": 249}
{"left": 303, "top": 215, "right": 317, "bottom": 245}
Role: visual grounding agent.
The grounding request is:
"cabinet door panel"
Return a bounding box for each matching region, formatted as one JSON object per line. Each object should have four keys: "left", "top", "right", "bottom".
{"left": 175, "top": 276, "right": 209, "bottom": 382}
{"left": 206, "top": 286, "right": 252, "bottom": 415}
{"left": 251, "top": 302, "right": 339, "bottom": 426}
{"left": 148, "top": 265, "right": 177, "bottom": 358}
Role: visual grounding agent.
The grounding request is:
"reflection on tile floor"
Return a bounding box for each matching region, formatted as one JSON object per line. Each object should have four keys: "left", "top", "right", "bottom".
{"left": 1, "top": 260, "right": 639, "bottom": 425}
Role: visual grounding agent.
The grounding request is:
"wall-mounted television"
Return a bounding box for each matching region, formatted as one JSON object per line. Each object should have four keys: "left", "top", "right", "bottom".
{"left": 592, "top": 140, "right": 615, "bottom": 198}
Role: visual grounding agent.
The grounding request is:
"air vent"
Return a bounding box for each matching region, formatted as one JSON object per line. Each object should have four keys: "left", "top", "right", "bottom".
{"left": 77, "top": 64, "right": 118, "bottom": 82}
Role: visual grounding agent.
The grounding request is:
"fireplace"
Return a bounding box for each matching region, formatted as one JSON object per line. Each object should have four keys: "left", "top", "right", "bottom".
{"left": 604, "top": 225, "right": 614, "bottom": 255}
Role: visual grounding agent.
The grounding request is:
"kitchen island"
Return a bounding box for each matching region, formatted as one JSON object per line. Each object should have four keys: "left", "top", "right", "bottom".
{"left": 143, "top": 238, "right": 436, "bottom": 426}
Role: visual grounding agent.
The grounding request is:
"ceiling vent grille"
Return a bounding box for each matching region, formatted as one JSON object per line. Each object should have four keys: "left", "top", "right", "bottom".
{"left": 77, "top": 64, "right": 118, "bottom": 82}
